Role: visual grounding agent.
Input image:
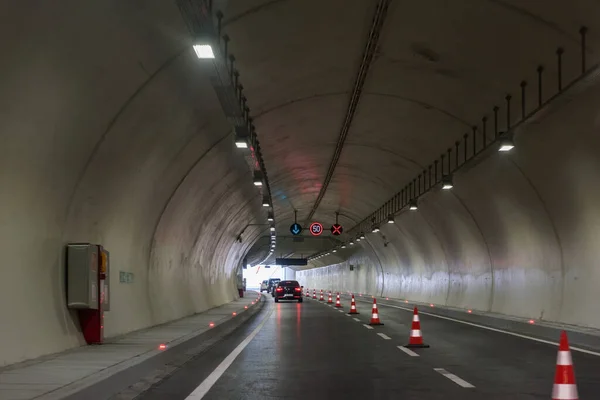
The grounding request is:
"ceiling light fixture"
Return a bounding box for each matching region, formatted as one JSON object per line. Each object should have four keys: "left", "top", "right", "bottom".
{"left": 498, "top": 132, "right": 515, "bottom": 152}
{"left": 442, "top": 175, "right": 454, "bottom": 190}
{"left": 387, "top": 214, "right": 395, "bottom": 224}
{"left": 253, "top": 171, "right": 263, "bottom": 186}
{"left": 193, "top": 44, "right": 215, "bottom": 59}
{"left": 409, "top": 200, "right": 418, "bottom": 211}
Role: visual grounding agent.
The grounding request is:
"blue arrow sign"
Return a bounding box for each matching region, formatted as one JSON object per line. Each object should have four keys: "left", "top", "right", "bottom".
{"left": 290, "top": 223, "right": 303, "bottom": 235}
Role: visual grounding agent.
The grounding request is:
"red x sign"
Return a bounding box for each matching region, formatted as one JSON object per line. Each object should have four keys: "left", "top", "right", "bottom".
{"left": 330, "top": 224, "right": 343, "bottom": 235}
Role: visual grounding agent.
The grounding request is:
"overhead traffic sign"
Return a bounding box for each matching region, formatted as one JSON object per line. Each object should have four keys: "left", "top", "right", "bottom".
{"left": 290, "top": 223, "right": 302, "bottom": 235}
{"left": 276, "top": 258, "right": 308, "bottom": 266}
{"left": 309, "top": 222, "right": 323, "bottom": 236}
{"left": 331, "top": 224, "right": 343, "bottom": 235}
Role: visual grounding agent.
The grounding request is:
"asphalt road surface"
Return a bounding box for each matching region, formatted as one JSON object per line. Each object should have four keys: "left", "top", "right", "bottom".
{"left": 136, "top": 295, "right": 600, "bottom": 399}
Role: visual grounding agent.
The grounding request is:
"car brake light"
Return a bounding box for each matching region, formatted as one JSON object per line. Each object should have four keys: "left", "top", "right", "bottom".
{"left": 276, "top": 287, "right": 283, "bottom": 292}
{"left": 294, "top": 287, "right": 302, "bottom": 292}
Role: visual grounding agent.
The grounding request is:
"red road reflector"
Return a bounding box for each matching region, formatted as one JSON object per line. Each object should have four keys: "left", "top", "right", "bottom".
{"left": 468, "top": 310, "right": 472, "bottom": 313}
{"left": 529, "top": 319, "right": 535, "bottom": 324}
{"left": 405, "top": 300, "right": 408, "bottom": 303}
{"left": 244, "top": 306, "right": 248, "bottom": 309}
{"left": 209, "top": 322, "right": 215, "bottom": 327}
{"left": 430, "top": 304, "right": 434, "bottom": 307}
{"left": 158, "top": 344, "right": 167, "bottom": 350}
{"left": 386, "top": 297, "right": 389, "bottom": 300}
{"left": 232, "top": 312, "right": 237, "bottom": 316}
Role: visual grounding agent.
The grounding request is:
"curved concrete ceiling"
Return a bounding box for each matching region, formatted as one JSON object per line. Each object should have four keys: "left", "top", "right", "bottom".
{"left": 2, "top": 0, "right": 600, "bottom": 367}
{"left": 229, "top": 0, "right": 600, "bottom": 263}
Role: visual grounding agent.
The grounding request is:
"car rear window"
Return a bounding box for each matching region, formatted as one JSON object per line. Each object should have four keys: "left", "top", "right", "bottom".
{"left": 279, "top": 281, "right": 299, "bottom": 287}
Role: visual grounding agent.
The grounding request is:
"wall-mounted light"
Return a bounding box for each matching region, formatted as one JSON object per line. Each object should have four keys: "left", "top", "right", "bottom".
{"left": 269, "top": 225, "right": 275, "bottom": 232}
{"left": 253, "top": 171, "right": 263, "bottom": 186}
{"left": 262, "top": 197, "right": 271, "bottom": 207}
{"left": 360, "top": 233, "right": 365, "bottom": 239}
{"left": 349, "top": 240, "right": 355, "bottom": 245}
{"left": 267, "top": 213, "right": 274, "bottom": 222}
{"left": 341, "top": 244, "right": 346, "bottom": 249}
{"left": 498, "top": 132, "right": 515, "bottom": 152}
{"left": 442, "top": 175, "right": 454, "bottom": 190}
{"left": 233, "top": 126, "right": 250, "bottom": 149}
{"left": 409, "top": 200, "right": 418, "bottom": 211}
{"left": 356, "top": 236, "right": 361, "bottom": 242}
{"left": 372, "top": 225, "right": 380, "bottom": 233}
{"left": 387, "top": 215, "right": 395, "bottom": 224}
{"left": 332, "top": 249, "right": 337, "bottom": 253}
{"left": 193, "top": 32, "right": 216, "bottom": 59}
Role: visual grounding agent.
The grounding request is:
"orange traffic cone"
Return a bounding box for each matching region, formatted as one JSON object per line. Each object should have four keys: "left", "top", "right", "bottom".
{"left": 335, "top": 293, "right": 342, "bottom": 308}
{"left": 348, "top": 294, "right": 359, "bottom": 314}
{"left": 319, "top": 289, "right": 324, "bottom": 301}
{"left": 312, "top": 289, "right": 317, "bottom": 299}
{"left": 552, "top": 331, "right": 578, "bottom": 400}
{"left": 327, "top": 292, "right": 333, "bottom": 304}
{"left": 406, "top": 307, "right": 429, "bottom": 348}
{"left": 369, "top": 298, "right": 384, "bottom": 325}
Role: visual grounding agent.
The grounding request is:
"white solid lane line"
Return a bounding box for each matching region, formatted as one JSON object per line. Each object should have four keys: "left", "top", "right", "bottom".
{"left": 433, "top": 368, "right": 475, "bottom": 388}
{"left": 377, "top": 303, "right": 600, "bottom": 357}
{"left": 397, "top": 346, "right": 419, "bottom": 357}
{"left": 185, "top": 308, "right": 273, "bottom": 399}
{"left": 377, "top": 333, "right": 391, "bottom": 340}
{"left": 363, "top": 324, "right": 374, "bottom": 330}
{"left": 353, "top": 318, "right": 361, "bottom": 322}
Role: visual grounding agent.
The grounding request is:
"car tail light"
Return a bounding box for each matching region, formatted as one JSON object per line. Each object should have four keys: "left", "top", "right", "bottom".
{"left": 294, "top": 287, "right": 302, "bottom": 292}
{"left": 276, "top": 287, "right": 283, "bottom": 292}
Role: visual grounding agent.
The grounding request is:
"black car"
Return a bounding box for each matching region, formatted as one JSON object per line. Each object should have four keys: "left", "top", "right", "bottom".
{"left": 273, "top": 280, "right": 303, "bottom": 303}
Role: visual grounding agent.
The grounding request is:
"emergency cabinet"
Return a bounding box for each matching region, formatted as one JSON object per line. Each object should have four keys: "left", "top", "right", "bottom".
{"left": 66, "top": 243, "right": 110, "bottom": 344}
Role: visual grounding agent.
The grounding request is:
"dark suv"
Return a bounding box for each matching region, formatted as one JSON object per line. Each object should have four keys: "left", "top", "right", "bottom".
{"left": 274, "top": 280, "right": 303, "bottom": 303}
{"left": 267, "top": 278, "right": 281, "bottom": 295}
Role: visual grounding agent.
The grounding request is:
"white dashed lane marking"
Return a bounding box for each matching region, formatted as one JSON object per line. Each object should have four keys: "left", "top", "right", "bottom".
{"left": 363, "top": 324, "right": 374, "bottom": 330}
{"left": 434, "top": 368, "right": 475, "bottom": 388}
{"left": 377, "top": 333, "right": 391, "bottom": 340}
{"left": 353, "top": 318, "right": 361, "bottom": 322}
{"left": 397, "top": 346, "right": 419, "bottom": 357}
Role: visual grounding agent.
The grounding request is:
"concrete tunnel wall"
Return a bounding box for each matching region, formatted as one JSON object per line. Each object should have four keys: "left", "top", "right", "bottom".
{"left": 0, "top": 2, "right": 265, "bottom": 367}
{"left": 299, "top": 76, "right": 600, "bottom": 330}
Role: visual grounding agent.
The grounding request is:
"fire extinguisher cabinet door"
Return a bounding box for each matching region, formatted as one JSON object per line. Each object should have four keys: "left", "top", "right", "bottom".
{"left": 66, "top": 243, "right": 99, "bottom": 310}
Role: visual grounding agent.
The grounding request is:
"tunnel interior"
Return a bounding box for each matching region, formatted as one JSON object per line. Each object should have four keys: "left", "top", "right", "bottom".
{"left": 2, "top": 0, "right": 600, "bottom": 369}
